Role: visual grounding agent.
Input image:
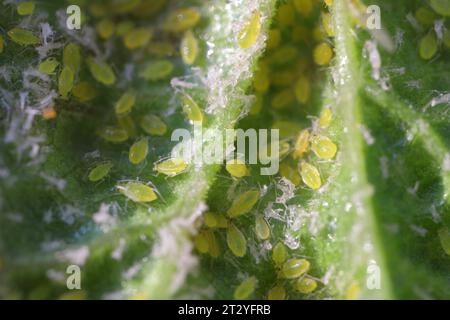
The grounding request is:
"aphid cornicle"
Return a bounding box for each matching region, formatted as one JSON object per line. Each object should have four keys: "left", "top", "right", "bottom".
{"left": 233, "top": 277, "right": 257, "bottom": 300}
{"left": 281, "top": 258, "right": 310, "bottom": 279}
{"left": 58, "top": 66, "right": 74, "bottom": 99}
{"left": 8, "top": 28, "right": 39, "bottom": 45}
{"left": 272, "top": 242, "right": 287, "bottom": 266}
{"left": 38, "top": 58, "right": 59, "bottom": 75}
{"left": 63, "top": 43, "right": 81, "bottom": 74}
{"left": 255, "top": 216, "right": 270, "bottom": 240}
{"left": 87, "top": 57, "right": 116, "bottom": 86}
{"left": 17, "top": 1, "right": 35, "bottom": 16}
{"left": 115, "top": 91, "right": 136, "bottom": 115}
{"left": 226, "top": 223, "right": 247, "bottom": 257}
{"left": 225, "top": 159, "right": 249, "bottom": 178}
{"left": 267, "top": 285, "right": 286, "bottom": 300}
{"left": 129, "top": 137, "right": 149, "bottom": 165}
{"left": 140, "top": 114, "right": 167, "bottom": 136}
{"left": 155, "top": 158, "right": 188, "bottom": 177}
{"left": 124, "top": 28, "right": 153, "bottom": 49}
{"left": 139, "top": 60, "right": 174, "bottom": 81}
{"left": 180, "top": 30, "right": 199, "bottom": 65}
{"left": 227, "top": 189, "right": 260, "bottom": 218}
{"left": 164, "top": 8, "right": 201, "bottom": 33}
{"left": 295, "top": 277, "right": 318, "bottom": 294}
{"left": 117, "top": 182, "right": 157, "bottom": 203}
{"left": 238, "top": 10, "right": 261, "bottom": 49}
{"left": 419, "top": 31, "right": 438, "bottom": 60}
{"left": 98, "top": 126, "right": 129, "bottom": 142}
{"left": 300, "top": 161, "right": 322, "bottom": 190}
{"left": 311, "top": 135, "right": 337, "bottom": 159}
{"left": 181, "top": 93, "right": 203, "bottom": 123}
{"left": 88, "top": 162, "right": 113, "bottom": 182}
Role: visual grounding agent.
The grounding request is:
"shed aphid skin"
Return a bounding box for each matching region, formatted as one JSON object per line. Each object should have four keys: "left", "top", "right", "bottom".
{"left": 8, "top": 28, "right": 39, "bottom": 45}
{"left": 98, "top": 126, "right": 129, "bottom": 142}
{"left": 180, "top": 30, "right": 199, "bottom": 65}
{"left": 42, "top": 106, "right": 57, "bottom": 120}
{"left": 227, "top": 189, "right": 260, "bottom": 218}
{"left": 272, "top": 242, "right": 287, "bottom": 266}
{"left": 238, "top": 10, "right": 262, "bottom": 49}
{"left": 96, "top": 19, "right": 115, "bottom": 40}
{"left": 88, "top": 161, "right": 113, "bottom": 182}
{"left": 295, "top": 277, "right": 318, "bottom": 294}
{"left": 437, "top": 227, "right": 450, "bottom": 255}
{"left": 271, "top": 89, "right": 295, "bottom": 109}
{"left": 63, "top": 43, "right": 81, "bottom": 75}
{"left": 117, "top": 182, "right": 157, "bottom": 203}
{"left": 72, "top": 82, "right": 97, "bottom": 102}
{"left": 17, "top": 1, "right": 35, "bottom": 16}
{"left": 164, "top": 8, "right": 201, "bottom": 33}
{"left": 233, "top": 276, "right": 257, "bottom": 300}
{"left": 154, "top": 158, "right": 188, "bottom": 177}
{"left": 58, "top": 66, "right": 74, "bottom": 100}
{"left": 300, "top": 161, "right": 322, "bottom": 190}
{"left": 181, "top": 93, "right": 204, "bottom": 123}
{"left": 139, "top": 60, "right": 174, "bottom": 81}
{"left": 194, "top": 230, "right": 209, "bottom": 254}
{"left": 280, "top": 161, "right": 301, "bottom": 186}
{"left": 255, "top": 215, "right": 270, "bottom": 240}
{"left": 267, "top": 285, "right": 286, "bottom": 300}
{"left": 419, "top": 31, "right": 438, "bottom": 60}
{"left": 129, "top": 137, "right": 149, "bottom": 165}
{"left": 292, "top": 129, "right": 310, "bottom": 160}
{"left": 124, "top": 28, "right": 153, "bottom": 49}
{"left": 225, "top": 159, "right": 249, "bottom": 178}
{"left": 430, "top": 0, "right": 450, "bottom": 16}
{"left": 313, "top": 42, "right": 333, "bottom": 66}
{"left": 294, "top": 75, "right": 311, "bottom": 104}
{"left": 319, "top": 108, "right": 333, "bottom": 129}
{"left": 115, "top": 91, "right": 136, "bottom": 115}
{"left": 38, "top": 58, "right": 59, "bottom": 75}
{"left": 140, "top": 114, "right": 167, "bottom": 136}
{"left": 226, "top": 223, "right": 247, "bottom": 257}
{"left": 204, "top": 212, "right": 228, "bottom": 229}
{"left": 281, "top": 258, "right": 310, "bottom": 279}
{"left": 311, "top": 135, "right": 337, "bottom": 159}
{"left": 86, "top": 57, "right": 116, "bottom": 86}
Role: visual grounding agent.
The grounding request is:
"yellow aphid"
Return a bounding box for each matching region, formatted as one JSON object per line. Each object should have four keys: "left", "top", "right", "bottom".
{"left": 293, "top": 129, "right": 310, "bottom": 160}
{"left": 155, "top": 158, "right": 188, "bottom": 177}
{"left": 140, "top": 114, "right": 167, "bottom": 136}
{"left": 300, "top": 162, "right": 322, "bottom": 190}
{"left": 438, "top": 228, "right": 450, "bottom": 255}
{"left": 87, "top": 57, "right": 116, "bottom": 85}
{"left": 267, "top": 285, "right": 286, "bottom": 300}
{"left": 115, "top": 91, "right": 136, "bottom": 115}
{"left": 346, "top": 282, "right": 360, "bottom": 300}
{"left": 271, "top": 89, "right": 295, "bottom": 109}
{"left": 234, "top": 277, "right": 257, "bottom": 300}
{"left": 180, "top": 30, "right": 199, "bottom": 65}
{"left": 294, "top": 75, "right": 311, "bottom": 104}
{"left": 272, "top": 242, "right": 287, "bottom": 266}
{"left": 238, "top": 10, "right": 261, "bottom": 49}
{"left": 419, "top": 32, "right": 438, "bottom": 60}
{"left": 272, "top": 70, "right": 297, "bottom": 87}
{"left": 267, "top": 29, "right": 281, "bottom": 50}
{"left": 324, "top": 0, "right": 333, "bottom": 6}
{"left": 319, "top": 108, "right": 333, "bottom": 128}
{"left": 164, "top": 8, "right": 201, "bottom": 33}
{"left": 116, "top": 21, "right": 135, "bottom": 37}
{"left": 415, "top": 7, "right": 437, "bottom": 27}
{"left": 42, "top": 106, "right": 57, "bottom": 120}
{"left": 147, "top": 41, "right": 176, "bottom": 57}
{"left": 17, "top": 1, "right": 35, "bottom": 15}
{"left": 313, "top": 42, "right": 333, "bottom": 66}
{"left": 295, "top": 277, "right": 318, "bottom": 294}
{"left": 280, "top": 162, "right": 301, "bottom": 186}
{"left": 430, "top": 0, "right": 450, "bottom": 16}
{"left": 118, "top": 115, "right": 137, "bottom": 138}
{"left": 293, "top": 0, "right": 313, "bottom": 17}
{"left": 139, "top": 60, "right": 174, "bottom": 81}
{"left": 98, "top": 126, "right": 129, "bottom": 142}
{"left": 282, "top": 258, "right": 310, "bottom": 279}
{"left": 226, "top": 223, "right": 247, "bottom": 257}
{"left": 277, "top": 3, "right": 295, "bottom": 27}
{"left": 129, "top": 137, "right": 148, "bottom": 165}
{"left": 8, "top": 28, "right": 39, "bottom": 45}
{"left": 58, "top": 66, "right": 74, "bottom": 99}
{"left": 226, "top": 159, "right": 249, "bottom": 178}
{"left": 255, "top": 216, "right": 270, "bottom": 240}
{"left": 194, "top": 230, "right": 209, "bottom": 254}
{"left": 253, "top": 69, "right": 270, "bottom": 93}
{"left": 205, "top": 230, "right": 221, "bottom": 258}
{"left": 124, "top": 28, "right": 152, "bottom": 49}
{"left": 88, "top": 161, "right": 113, "bottom": 182}
{"left": 311, "top": 135, "right": 337, "bottom": 159}
{"left": 181, "top": 93, "right": 203, "bottom": 123}
{"left": 249, "top": 94, "right": 263, "bottom": 115}
{"left": 72, "top": 82, "right": 97, "bottom": 102}
{"left": 204, "top": 212, "right": 228, "bottom": 229}
{"left": 38, "top": 58, "right": 59, "bottom": 74}
{"left": 268, "top": 45, "right": 298, "bottom": 65}
{"left": 321, "top": 12, "right": 334, "bottom": 37}
{"left": 271, "top": 120, "right": 301, "bottom": 139}
{"left": 117, "top": 182, "right": 157, "bottom": 203}
{"left": 0, "top": 35, "right": 3, "bottom": 53}
{"left": 96, "top": 19, "right": 115, "bottom": 39}
{"left": 63, "top": 43, "right": 81, "bottom": 74}
{"left": 227, "top": 189, "right": 260, "bottom": 218}
{"left": 313, "top": 25, "right": 327, "bottom": 41}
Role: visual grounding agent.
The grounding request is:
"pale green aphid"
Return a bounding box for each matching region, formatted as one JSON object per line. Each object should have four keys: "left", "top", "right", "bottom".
{"left": 205, "top": 230, "right": 220, "bottom": 258}
{"left": 72, "top": 82, "right": 97, "bottom": 102}
{"left": 117, "top": 182, "right": 157, "bottom": 203}
{"left": 116, "top": 21, "right": 135, "bottom": 36}
{"left": 87, "top": 56, "right": 116, "bottom": 85}
{"left": 115, "top": 91, "right": 136, "bottom": 115}
{"left": 139, "top": 60, "right": 174, "bottom": 81}
{"left": 180, "top": 30, "right": 199, "bottom": 65}
{"left": 272, "top": 242, "right": 287, "bottom": 266}
{"left": 203, "top": 212, "right": 228, "bottom": 229}
{"left": 8, "top": 28, "right": 39, "bottom": 45}
{"left": 98, "top": 126, "right": 129, "bottom": 142}
{"left": 300, "top": 161, "right": 322, "bottom": 190}
{"left": 225, "top": 159, "right": 249, "bottom": 178}
{"left": 118, "top": 115, "right": 137, "bottom": 138}
{"left": 233, "top": 277, "right": 257, "bottom": 300}
{"left": 140, "top": 114, "right": 167, "bottom": 136}
{"left": 124, "top": 28, "right": 152, "bottom": 49}
{"left": 63, "top": 43, "right": 81, "bottom": 74}
{"left": 181, "top": 93, "right": 203, "bottom": 123}
{"left": 311, "top": 135, "right": 337, "bottom": 159}
{"left": 226, "top": 223, "right": 247, "bottom": 257}
{"left": 438, "top": 228, "right": 450, "bottom": 255}
{"left": 238, "top": 10, "right": 261, "bottom": 49}
{"left": 419, "top": 32, "right": 438, "bottom": 60}
{"left": 96, "top": 18, "right": 115, "bottom": 40}
{"left": 255, "top": 216, "right": 270, "bottom": 240}
{"left": 164, "top": 8, "right": 201, "bottom": 33}
{"left": 194, "top": 230, "right": 209, "bottom": 254}
{"left": 227, "top": 189, "right": 260, "bottom": 218}
{"left": 155, "top": 158, "right": 188, "bottom": 177}
{"left": 88, "top": 162, "right": 113, "bottom": 182}
{"left": 295, "top": 277, "right": 318, "bottom": 294}
{"left": 17, "top": 1, "right": 35, "bottom": 16}
{"left": 58, "top": 66, "right": 74, "bottom": 99}
{"left": 281, "top": 258, "right": 310, "bottom": 279}
{"left": 430, "top": 0, "right": 450, "bottom": 16}
{"left": 38, "top": 58, "right": 59, "bottom": 74}
{"left": 267, "top": 285, "right": 286, "bottom": 300}
{"left": 129, "top": 137, "right": 148, "bottom": 165}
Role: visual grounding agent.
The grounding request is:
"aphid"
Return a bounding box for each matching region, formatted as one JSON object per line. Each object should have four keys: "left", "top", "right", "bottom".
{"left": 98, "top": 126, "right": 129, "bottom": 142}
{"left": 96, "top": 19, "right": 115, "bottom": 40}
{"left": 233, "top": 277, "right": 257, "bottom": 300}
{"left": 204, "top": 212, "right": 228, "bottom": 229}
{"left": 300, "top": 162, "right": 322, "bottom": 190}
{"left": 226, "top": 223, "right": 247, "bottom": 257}
{"left": 124, "top": 28, "right": 152, "bottom": 49}
{"left": 194, "top": 230, "right": 209, "bottom": 254}
{"left": 279, "top": 162, "right": 301, "bottom": 186}
{"left": 277, "top": 3, "right": 295, "bottom": 27}
{"left": 117, "top": 182, "right": 157, "bottom": 203}
{"left": 267, "top": 285, "right": 286, "bottom": 300}
{"left": 139, "top": 114, "right": 167, "bottom": 136}
{"left": 130, "top": 0, "right": 166, "bottom": 18}
{"left": 419, "top": 31, "right": 438, "bottom": 60}
{"left": 147, "top": 41, "right": 176, "bottom": 57}
{"left": 313, "top": 42, "right": 333, "bottom": 66}
{"left": 281, "top": 258, "right": 310, "bottom": 279}
{"left": 321, "top": 12, "right": 334, "bottom": 37}
{"left": 311, "top": 135, "right": 337, "bottom": 159}
{"left": 272, "top": 242, "right": 287, "bottom": 266}
{"left": 63, "top": 43, "right": 81, "bottom": 74}
{"left": 272, "top": 70, "right": 297, "bottom": 87}
{"left": 87, "top": 57, "right": 116, "bottom": 86}
{"left": 253, "top": 69, "right": 270, "bottom": 93}
{"left": 0, "top": 35, "right": 3, "bottom": 53}
{"left": 238, "top": 10, "right": 261, "bottom": 49}
{"left": 430, "top": 0, "right": 450, "bottom": 17}
{"left": 17, "top": 1, "right": 35, "bottom": 16}
{"left": 181, "top": 93, "right": 203, "bottom": 123}
{"left": 319, "top": 108, "right": 333, "bottom": 129}
{"left": 227, "top": 189, "right": 260, "bottom": 218}
{"left": 118, "top": 115, "right": 137, "bottom": 138}
{"left": 324, "top": 0, "right": 333, "bottom": 6}
{"left": 293, "top": 0, "right": 313, "bottom": 17}
{"left": 115, "top": 91, "right": 136, "bottom": 115}
{"left": 139, "top": 60, "right": 174, "bottom": 81}
{"left": 295, "top": 277, "right": 318, "bottom": 294}
{"left": 42, "top": 106, "right": 57, "bottom": 120}
{"left": 292, "top": 129, "right": 310, "bottom": 160}
{"left": 294, "top": 75, "right": 311, "bottom": 104}
{"left": 226, "top": 159, "right": 249, "bottom": 178}
{"left": 205, "top": 229, "right": 220, "bottom": 258}
{"left": 255, "top": 216, "right": 270, "bottom": 240}
{"left": 164, "top": 8, "right": 201, "bottom": 33}
{"left": 346, "top": 282, "right": 360, "bottom": 300}
{"left": 155, "top": 158, "right": 188, "bottom": 177}
{"left": 129, "top": 137, "right": 148, "bottom": 165}
{"left": 415, "top": 7, "right": 437, "bottom": 27}
{"left": 271, "top": 89, "right": 295, "bottom": 109}
{"left": 72, "top": 82, "right": 97, "bottom": 102}
{"left": 8, "top": 28, "right": 39, "bottom": 45}
{"left": 38, "top": 58, "right": 59, "bottom": 75}
{"left": 116, "top": 21, "right": 135, "bottom": 37}
{"left": 180, "top": 30, "right": 199, "bottom": 65}
{"left": 438, "top": 228, "right": 450, "bottom": 255}
{"left": 267, "top": 29, "right": 281, "bottom": 50}
{"left": 268, "top": 45, "right": 298, "bottom": 65}
{"left": 58, "top": 66, "right": 74, "bottom": 99}
{"left": 88, "top": 161, "right": 113, "bottom": 182}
